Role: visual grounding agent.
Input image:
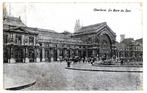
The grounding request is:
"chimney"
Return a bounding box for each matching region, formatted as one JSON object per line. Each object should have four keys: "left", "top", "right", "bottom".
{"left": 120, "top": 34, "right": 125, "bottom": 42}
{"left": 19, "top": 16, "right": 21, "bottom": 20}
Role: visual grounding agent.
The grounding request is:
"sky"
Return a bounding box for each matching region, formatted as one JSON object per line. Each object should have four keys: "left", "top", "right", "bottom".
{"left": 4, "top": 2, "right": 143, "bottom": 42}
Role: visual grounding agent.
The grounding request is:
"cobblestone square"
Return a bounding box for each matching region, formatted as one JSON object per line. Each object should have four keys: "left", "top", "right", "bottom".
{"left": 4, "top": 62, "right": 143, "bottom": 90}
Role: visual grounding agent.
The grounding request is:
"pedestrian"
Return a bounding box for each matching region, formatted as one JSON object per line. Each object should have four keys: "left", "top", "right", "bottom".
{"left": 88, "top": 57, "right": 91, "bottom": 63}
{"left": 91, "top": 57, "right": 95, "bottom": 65}
{"left": 120, "top": 57, "right": 124, "bottom": 65}
{"left": 67, "top": 61, "right": 71, "bottom": 67}
{"left": 66, "top": 57, "right": 71, "bottom": 67}
{"left": 81, "top": 57, "right": 83, "bottom": 63}
{"left": 83, "top": 57, "right": 85, "bottom": 63}
{"left": 102, "top": 55, "right": 106, "bottom": 61}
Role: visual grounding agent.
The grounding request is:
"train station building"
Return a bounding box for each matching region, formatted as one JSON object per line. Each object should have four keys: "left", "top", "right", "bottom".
{"left": 3, "top": 16, "right": 117, "bottom": 63}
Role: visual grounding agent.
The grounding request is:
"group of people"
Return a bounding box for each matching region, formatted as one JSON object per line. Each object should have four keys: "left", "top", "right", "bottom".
{"left": 64, "top": 53, "right": 143, "bottom": 67}
{"left": 64, "top": 54, "right": 134, "bottom": 67}
{"left": 65, "top": 56, "right": 97, "bottom": 67}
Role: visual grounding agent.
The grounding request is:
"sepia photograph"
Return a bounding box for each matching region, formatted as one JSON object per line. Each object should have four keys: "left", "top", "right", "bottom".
{"left": 2, "top": 2, "right": 143, "bottom": 91}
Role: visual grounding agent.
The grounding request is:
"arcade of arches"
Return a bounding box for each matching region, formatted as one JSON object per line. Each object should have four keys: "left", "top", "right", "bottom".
{"left": 3, "top": 16, "right": 116, "bottom": 63}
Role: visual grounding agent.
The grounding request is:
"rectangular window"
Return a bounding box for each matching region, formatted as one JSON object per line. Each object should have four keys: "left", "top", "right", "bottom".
{"left": 29, "top": 36, "right": 34, "bottom": 45}
{"left": 15, "top": 34, "right": 22, "bottom": 45}
{"left": 24, "top": 36, "right": 29, "bottom": 45}
{"left": 4, "top": 34, "right": 8, "bottom": 44}
{"left": 9, "top": 33, "right": 13, "bottom": 42}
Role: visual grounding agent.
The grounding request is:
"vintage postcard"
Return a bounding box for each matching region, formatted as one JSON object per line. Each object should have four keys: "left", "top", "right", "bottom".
{"left": 2, "top": 1, "right": 143, "bottom": 91}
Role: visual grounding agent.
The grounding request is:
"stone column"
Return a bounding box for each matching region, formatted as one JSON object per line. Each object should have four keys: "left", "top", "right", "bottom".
{"left": 70, "top": 49, "right": 72, "bottom": 58}
{"left": 23, "top": 48, "right": 25, "bottom": 63}
{"left": 81, "top": 49, "right": 84, "bottom": 58}
{"left": 92, "top": 49, "right": 96, "bottom": 57}
{"left": 51, "top": 48, "right": 54, "bottom": 61}
{"left": 25, "top": 48, "right": 29, "bottom": 63}
{"left": 57, "top": 49, "right": 60, "bottom": 61}
{"left": 34, "top": 37, "right": 36, "bottom": 46}
{"left": 12, "top": 34, "right": 15, "bottom": 44}
{"left": 22, "top": 35, "right": 24, "bottom": 45}
{"left": 36, "top": 48, "right": 40, "bottom": 62}
{"left": 42, "top": 48, "right": 45, "bottom": 62}
{"left": 86, "top": 49, "right": 88, "bottom": 57}
{"left": 10, "top": 47, "right": 16, "bottom": 63}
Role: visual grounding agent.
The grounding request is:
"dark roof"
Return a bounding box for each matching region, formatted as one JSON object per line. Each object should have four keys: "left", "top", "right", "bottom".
{"left": 36, "top": 28, "right": 68, "bottom": 39}
{"left": 135, "top": 38, "right": 143, "bottom": 43}
{"left": 4, "top": 26, "right": 38, "bottom": 35}
{"left": 116, "top": 42, "right": 127, "bottom": 49}
{"left": 36, "top": 28, "right": 82, "bottom": 44}
{"left": 36, "top": 28, "right": 56, "bottom": 33}
{"left": 120, "top": 38, "right": 135, "bottom": 46}
{"left": 60, "top": 31, "right": 72, "bottom": 35}
{"left": 3, "top": 16, "right": 26, "bottom": 27}
{"left": 3, "top": 16, "right": 83, "bottom": 44}
{"left": 121, "top": 38, "right": 134, "bottom": 43}
{"left": 74, "top": 22, "right": 107, "bottom": 34}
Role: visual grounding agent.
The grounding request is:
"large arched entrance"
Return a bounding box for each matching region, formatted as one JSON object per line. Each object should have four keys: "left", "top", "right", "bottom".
{"left": 53, "top": 49, "right": 57, "bottom": 61}
{"left": 15, "top": 47, "right": 24, "bottom": 63}
{"left": 29, "top": 48, "right": 35, "bottom": 62}
{"left": 99, "top": 34, "right": 112, "bottom": 58}
{"left": 45, "top": 49, "right": 51, "bottom": 62}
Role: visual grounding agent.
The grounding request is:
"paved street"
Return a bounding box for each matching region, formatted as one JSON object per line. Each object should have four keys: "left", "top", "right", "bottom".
{"left": 4, "top": 62, "right": 143, "bottom": 90}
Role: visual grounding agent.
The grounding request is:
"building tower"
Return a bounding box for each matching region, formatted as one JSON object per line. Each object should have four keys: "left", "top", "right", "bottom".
{"left": 74, "top": 19, "right": 81, "bottom": 32}
{"left": 3, "top": 3, "right": 8, "bottom": 17}
{"left": 120, "top": 34, "right": 125, "bottom": 42}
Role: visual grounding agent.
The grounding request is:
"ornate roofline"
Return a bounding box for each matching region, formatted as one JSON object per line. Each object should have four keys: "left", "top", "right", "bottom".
{"left": 74, "top": 22, "right": 106, "bottom": 35}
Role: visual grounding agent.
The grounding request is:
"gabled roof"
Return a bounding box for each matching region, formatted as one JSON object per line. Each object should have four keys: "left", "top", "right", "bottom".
{"left": 3, "top": 16, "right": 26, "bottom": 27}
{"left": 74, "top": 22, "right": 116, "bottom": 37}
{"left": 73, "top": 22, "right": 116, "bottom": 43}
{"left": 74, "top": 22, "right": 107, "bottom": 34}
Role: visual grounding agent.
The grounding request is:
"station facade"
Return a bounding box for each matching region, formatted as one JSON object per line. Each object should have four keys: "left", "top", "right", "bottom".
{"left": 3, "top": 16, "right": 116, "bottom": 63}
